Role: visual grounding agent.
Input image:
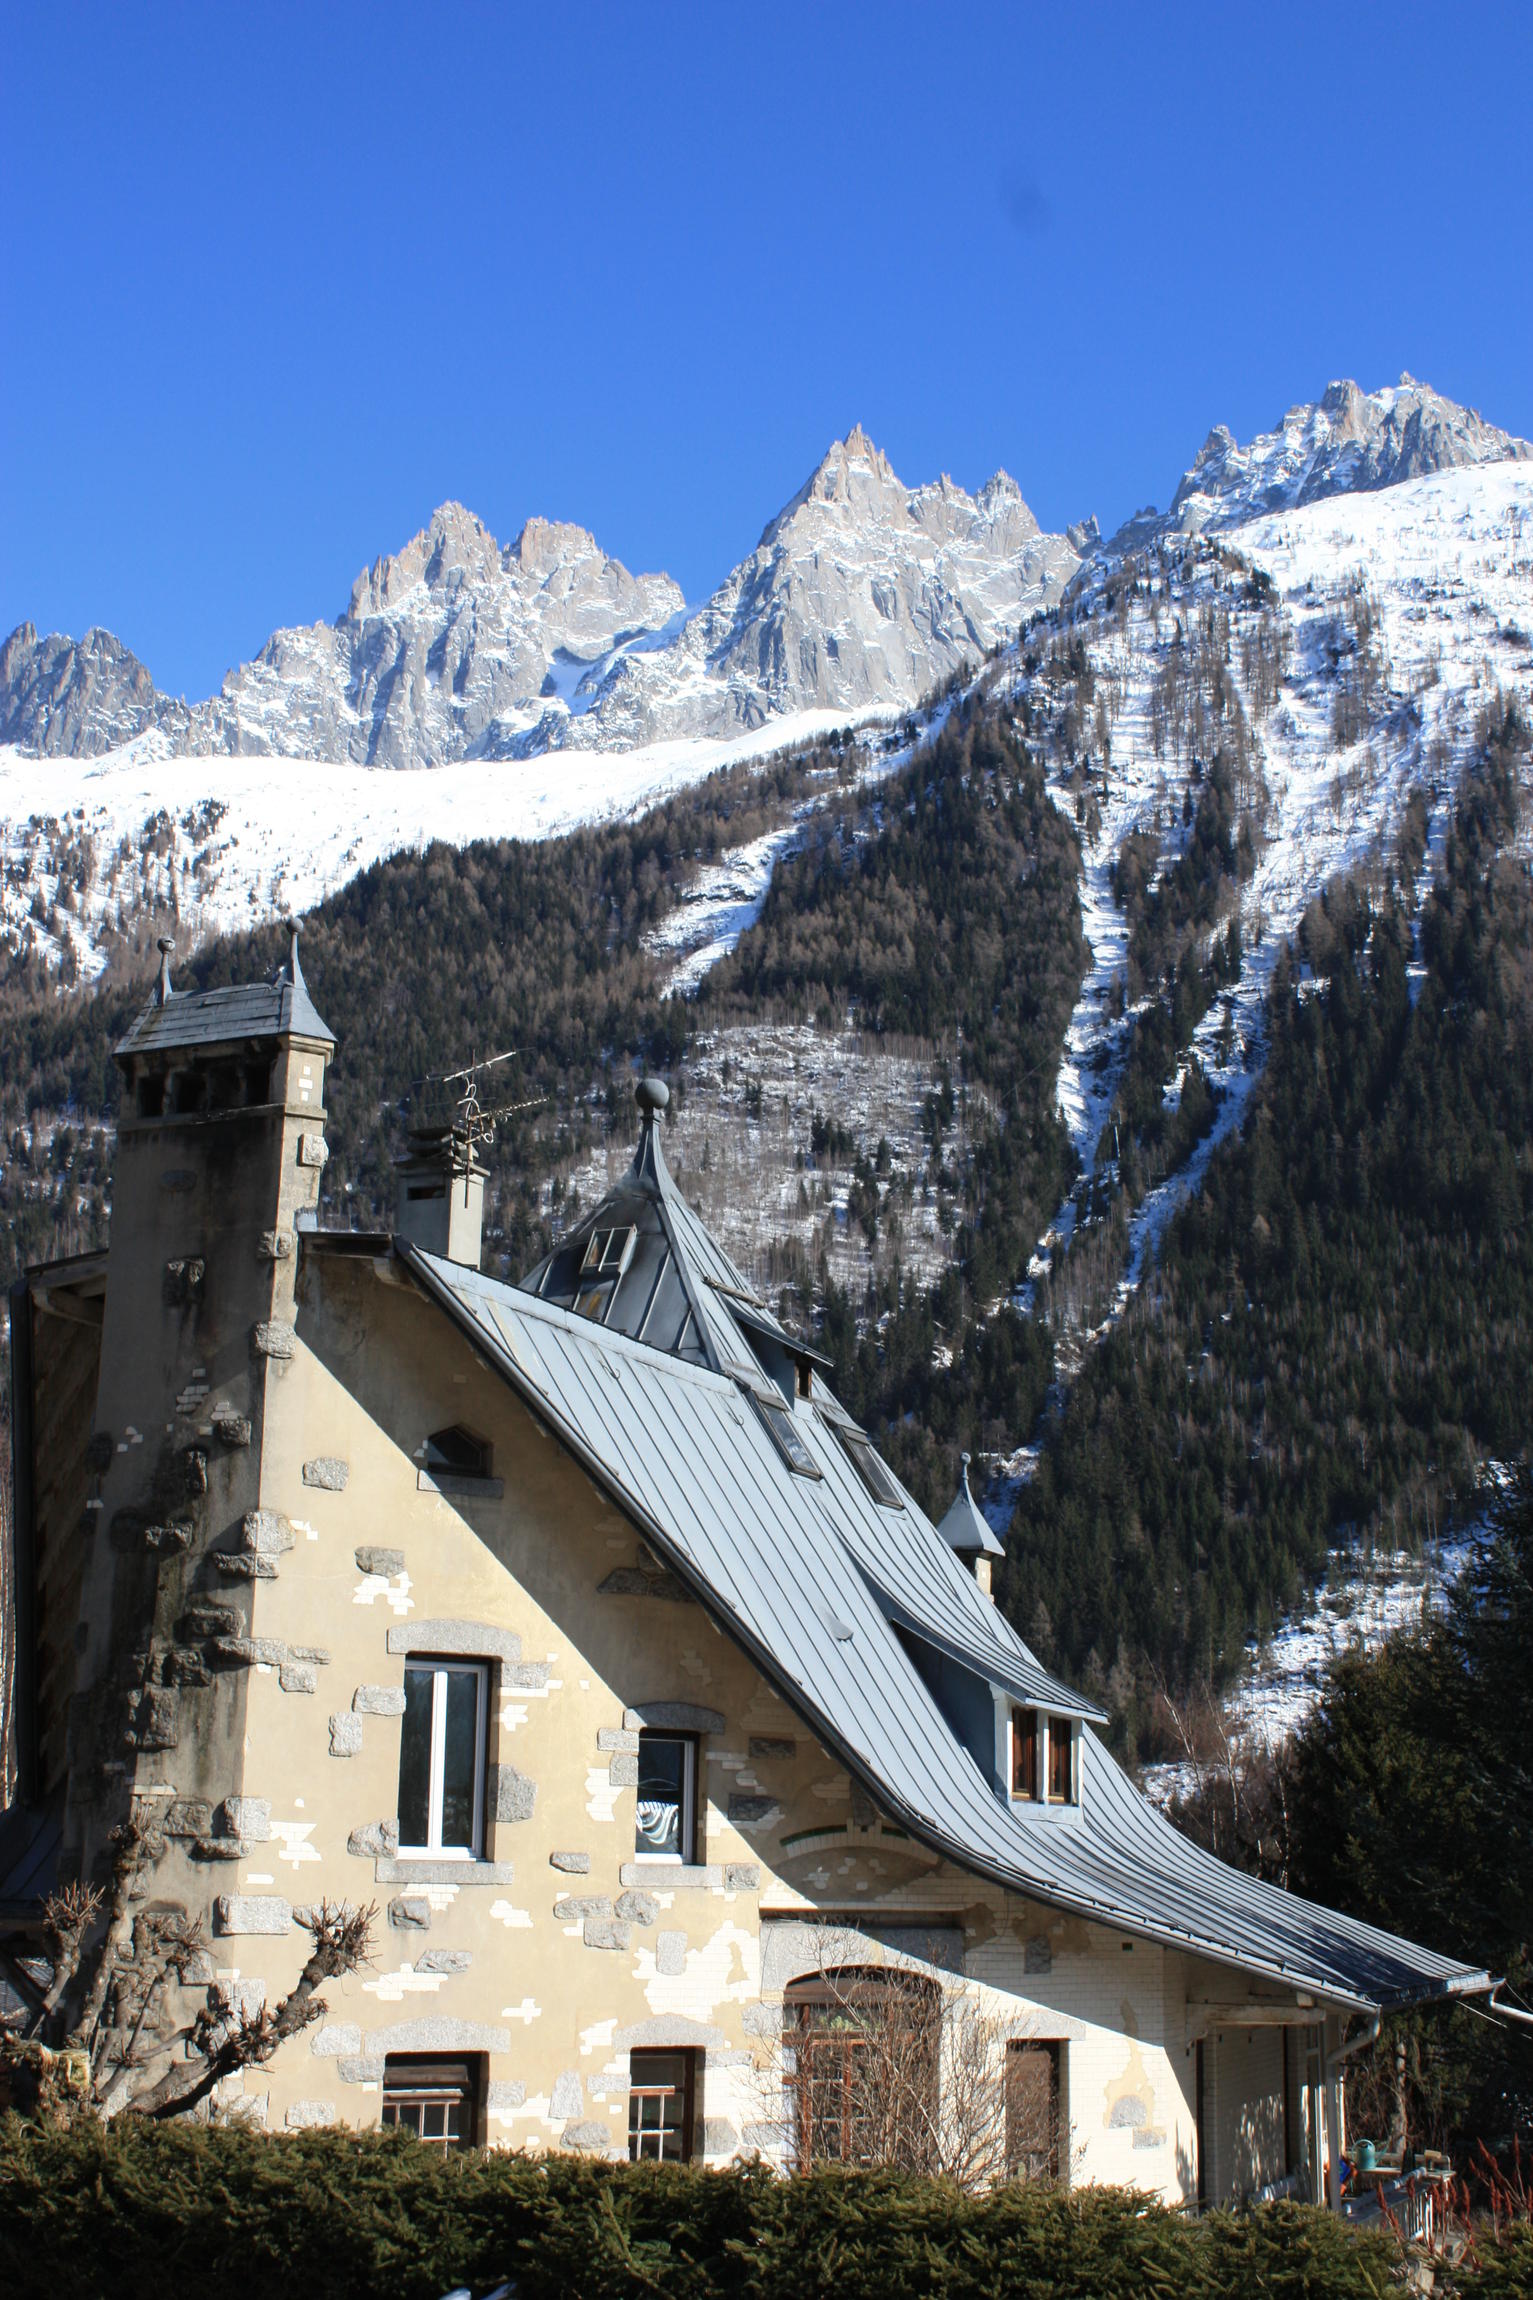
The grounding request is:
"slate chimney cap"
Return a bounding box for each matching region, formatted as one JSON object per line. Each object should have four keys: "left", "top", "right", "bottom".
{"left": 636, "top": 1077, "right": 670, "bottom": 1116}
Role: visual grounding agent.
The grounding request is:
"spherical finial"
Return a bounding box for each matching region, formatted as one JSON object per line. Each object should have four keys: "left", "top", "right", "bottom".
{"left": 636, "top": 1077, "right": 670, "bottom": 1116}
{"left": 961, "top": 1450, "right": 971, "bottom": 1468}
{"left": 155, "top": 936, "right": 175, "bottom": 1005}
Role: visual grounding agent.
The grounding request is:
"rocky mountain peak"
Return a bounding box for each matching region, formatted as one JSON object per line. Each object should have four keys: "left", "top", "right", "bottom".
{"left": 346, "top": 500, "right": 501, "bottom": 622}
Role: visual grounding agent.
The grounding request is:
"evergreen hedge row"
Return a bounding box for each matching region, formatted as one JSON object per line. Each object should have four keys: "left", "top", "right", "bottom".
{"left": 3, "top": 2121, "right": 1531, "bottom": 2300}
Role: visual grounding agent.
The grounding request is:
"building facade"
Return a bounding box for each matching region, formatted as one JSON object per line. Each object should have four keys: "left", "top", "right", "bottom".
{"left": 2, "top": 939, "right": 1488, "bottom": 2196}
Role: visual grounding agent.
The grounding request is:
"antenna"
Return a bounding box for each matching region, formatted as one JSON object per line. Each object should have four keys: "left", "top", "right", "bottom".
{"left": 411, "top": 1047, "right": 543, "bottom": 1203}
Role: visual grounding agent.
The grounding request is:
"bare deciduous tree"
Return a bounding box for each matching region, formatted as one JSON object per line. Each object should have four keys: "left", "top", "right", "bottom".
{"left": 755, "top": 1931, "right": 1072, "bottom": 2193}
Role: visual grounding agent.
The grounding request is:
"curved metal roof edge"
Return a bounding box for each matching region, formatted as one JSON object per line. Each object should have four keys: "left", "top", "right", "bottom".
{"left": 394, "top": 1239, "right": 1486, "bottom": 2015}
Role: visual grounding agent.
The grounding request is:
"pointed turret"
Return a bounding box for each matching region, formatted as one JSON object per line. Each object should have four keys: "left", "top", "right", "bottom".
{"left": 938, "top": 1452, "right": 1005, "bottom": 1597}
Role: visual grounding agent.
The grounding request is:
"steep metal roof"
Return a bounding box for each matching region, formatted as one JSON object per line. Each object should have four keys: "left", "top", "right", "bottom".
{"left": 116, "top": 926, "right": 333, "bottom": 1058}
{"left": 520, "top": 1079, "right": 825, "bottom": 1381}
{"left": 402, "top": 1230, "right": 1485, "bottom": 2014}
{"left": 389, "top": 1086, "right": 1489, "bottom": 2013}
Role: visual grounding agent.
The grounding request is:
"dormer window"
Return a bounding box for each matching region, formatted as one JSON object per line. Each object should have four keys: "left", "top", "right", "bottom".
{"left": 573, "top": 1227, "right": 636, "bottom": 1322}
{"left": 1010, "top": 1708, "right": 1079, "bottom": 1806}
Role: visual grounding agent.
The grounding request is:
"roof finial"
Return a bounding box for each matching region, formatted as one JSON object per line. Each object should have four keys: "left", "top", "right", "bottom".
{"left": 155, "top": 936, "right": 174, "bottom": 1007}
{"left": 287, "top": 918, "right": 306, "bottom": 993}
{"left": 636, "top": 1076, "right": 669, "bottom": 1130}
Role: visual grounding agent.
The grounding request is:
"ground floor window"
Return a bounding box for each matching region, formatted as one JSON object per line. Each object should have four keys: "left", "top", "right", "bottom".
{"left": 1005, "top": 2039, "right": 1061, "bottom": 2181}
{"left": 628, "top": 2048, "right": 698, "bottom": 2160}
{"left": 380, "top": 2054, "right": 481, "bottom": 2150}
{"left": 785, "top": 1969, "right": 940, "bottom": 2170}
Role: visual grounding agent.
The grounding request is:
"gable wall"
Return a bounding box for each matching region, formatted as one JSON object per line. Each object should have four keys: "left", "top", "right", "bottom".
{"left": 119, "top": 1243, "right": 1306, "bottom": 2199}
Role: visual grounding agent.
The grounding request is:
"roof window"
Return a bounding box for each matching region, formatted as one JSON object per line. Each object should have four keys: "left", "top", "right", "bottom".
{"left": 751, "top": 1392, "right": 821, "bottom": 1478}
{"left": 582, "top": 1226, "right": 637, "bottom": 1277}
{"left": 832, "top": 1423, "right": 903, "bottom": 1510}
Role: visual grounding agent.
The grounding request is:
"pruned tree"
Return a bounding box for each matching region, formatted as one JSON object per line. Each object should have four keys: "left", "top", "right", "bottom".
{"left": 11, "top": 1867, "right": 373, "bottom": 2123}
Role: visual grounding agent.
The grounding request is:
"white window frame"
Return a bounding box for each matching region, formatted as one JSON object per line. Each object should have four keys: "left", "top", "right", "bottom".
{"left": 399, "top": 1660, "right": 489, "bottom": 1859}
{"left": 995, "top": 1698, "right": 1081, "bottom": 1809}
{"left": 633, "top": 1729, "right": 697, "bottom": 1865}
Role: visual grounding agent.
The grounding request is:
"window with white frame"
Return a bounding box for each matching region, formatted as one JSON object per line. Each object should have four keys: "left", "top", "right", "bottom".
{"left": 397, "top": 1659, "right": 489, "bottom": 1857}
{"left": 634, "top": 1730, "right": 696, "bottom": 1861}
{"left": 1007, "top": 1706, "right": 1079, "bottom": 1807}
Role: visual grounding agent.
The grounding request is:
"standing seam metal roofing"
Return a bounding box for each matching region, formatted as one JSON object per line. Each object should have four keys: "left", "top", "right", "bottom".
{"left": 403, "top": 1236, "right": 1489, "bottom": 2015}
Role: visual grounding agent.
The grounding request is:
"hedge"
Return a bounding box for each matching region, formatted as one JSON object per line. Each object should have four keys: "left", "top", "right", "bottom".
{"left": 2, "top": 2120, "right": 1530, "bottom": 2300}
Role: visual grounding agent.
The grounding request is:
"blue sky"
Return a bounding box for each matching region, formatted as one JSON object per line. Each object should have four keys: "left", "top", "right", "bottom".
{"left": 4, "top": 2, "right": 1530, "bottom": 701}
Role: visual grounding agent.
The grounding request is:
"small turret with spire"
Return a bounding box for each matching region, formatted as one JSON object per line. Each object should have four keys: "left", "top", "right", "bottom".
{"left": 937, "top": 1452, "right": 1005, "bottom": 1598}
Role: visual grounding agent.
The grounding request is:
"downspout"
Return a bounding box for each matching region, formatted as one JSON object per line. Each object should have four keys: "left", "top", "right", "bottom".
{"left": 1324, "top": 2012, "right": 1381, "bottom": 2210}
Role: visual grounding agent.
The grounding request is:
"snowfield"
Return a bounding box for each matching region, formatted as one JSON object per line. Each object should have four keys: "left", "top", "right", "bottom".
{"left": 0, "top": 706, "right": 888, "bottom": 978}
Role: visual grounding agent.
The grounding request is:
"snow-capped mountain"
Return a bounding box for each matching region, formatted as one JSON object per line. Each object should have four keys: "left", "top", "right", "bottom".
{"left": 2, "top": 377, "right": 1529, "bottom": 1008}
{"left": 516, "top": 426, "right": 1079, "bottom": 752}
{"left": 1105, "top": 373, "right": 1531, "bottom": 555}
{"left": 0, "top": 428, "right": 1077, "bottom": 773}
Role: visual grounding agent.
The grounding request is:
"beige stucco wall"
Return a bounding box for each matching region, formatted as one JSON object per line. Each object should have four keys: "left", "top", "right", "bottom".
{"left": 151, "top": 1240, "right": 1301, "bottom": 2201}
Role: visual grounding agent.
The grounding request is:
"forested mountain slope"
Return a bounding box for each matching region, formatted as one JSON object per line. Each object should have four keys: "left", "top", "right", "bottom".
{"left": 1003, "top": 705, "right": 1533, "bottom": 1744}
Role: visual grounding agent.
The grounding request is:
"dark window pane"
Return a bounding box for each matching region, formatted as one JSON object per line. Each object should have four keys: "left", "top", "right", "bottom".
{"left": 440, "top": 1669, "right": 480, "bottom": 1850}
{"left": 1048, "top": 1717, "right": 1073, "bottom": 1802}
{"left": 1012, "top": 1708, "right": 1037, "bottom": 1799}
{"left": 636, "top": 1734, "right": 686, "bottom": 1857}
{"left": 398, "top": 1668, "right": 435, "bottom": 1846}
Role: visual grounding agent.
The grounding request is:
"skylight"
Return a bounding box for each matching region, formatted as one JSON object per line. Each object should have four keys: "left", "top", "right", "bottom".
{"left": 751, "top": 1392, "right": 821, "bottom": 1478}
{"left": 833, "top": 1423, "right": 903, "bottom": 1510}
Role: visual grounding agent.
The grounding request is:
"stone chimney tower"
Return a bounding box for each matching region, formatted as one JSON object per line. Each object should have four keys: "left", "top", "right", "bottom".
{"left": 62, "top": 926, "right": 335, "bottom": 1893}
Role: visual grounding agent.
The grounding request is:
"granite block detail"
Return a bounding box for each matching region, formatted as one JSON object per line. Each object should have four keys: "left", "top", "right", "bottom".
{"left": 353, "top": 1684, "right": 405, "bottom": 1716}
{"left": 549, "top": 2070, "right": 584, "bottom": 2119}
{"left": 614, "top": 1890, "right": 657, "bottom": 1926}
{"left": 347, "top": 1819, "right": 400, "bottom": 1860}
{"left": 414, "top": 1949, "right": 472, "bottom": 1975}
{"left": 329, "top": 1713, "right": 362, "bottom": 1757}
{"left": 310, "top": 2024, "right": 361, "bottom": 2057}
{"left": 623, "top": 1703, "right": 725, "bottom": 1734}
{"left": 279, "top": 1662, "right": 316, "bottom": 1695}
{"left": 656, "top": 1930, "right": 687, "bottom": 1978}
{"left": 302, "top": 1457, "right": 349, "bottom": 1491}
{"left": 285, "top": 2099, "right": 336, "bottom": 2128}
{"left": 336, "top": 2056, "right": 385, "bottom": 2085}
{"left": 494, "top": 1764, "right": 537, "bottom": 1823}
{"left": 355, "top": 1546, "right": 405, "bottom": 1578}
{"left": 748, "top": 1736, "right": 796, "bottom": 1762}
{"left": 214, "top": 1894, "right": 291, "bottom": 1936}
{"left": 388, "top": 1897, "right": 432, "bottom": 1930}
{"left": 727, "top": 1794, "right": 779, "bottom": 1828}
{"left": 607, "top": 1754, "right": 638, "bottom": 1788}
{"left": 217, "top": 1797, "right": 271, "bottom": 1842}
{"left": 549, "top": 1850, "right": 590, "bottom": 1873}
{"left": 618, "top": 1862, "right": 720, "bottom": 1891}
{"left": 554, "top": 1896, "right": 613, "bottom": 1922}
{"left": 583, "top": 1917, "right": 631, "bottom": 1951}
{"left": 724, "top": 1863, "right": 761, "bottom": 1892}
{"left": 252, "top": 1322, "right": 296, "bottom": 1360}
{"left": 596, "top": 1727, "right": 640, "bottom": 1754}
{"left": 386, "top": 1619, "right": 521, "bottom": 1663}
{"left": 163, "top": 1798, "right": 213, "bottom": 1838}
